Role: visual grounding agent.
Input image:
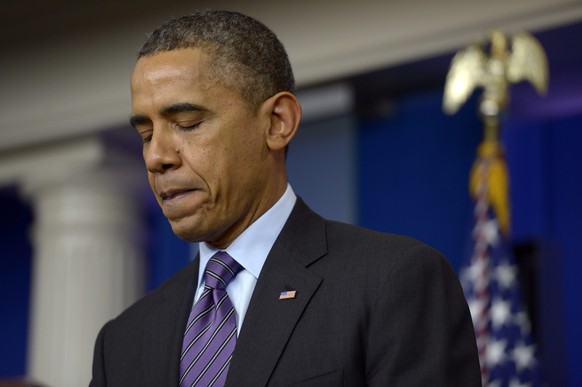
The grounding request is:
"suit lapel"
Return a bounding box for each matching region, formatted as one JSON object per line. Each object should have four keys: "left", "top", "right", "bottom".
{"left": 140, "top": 258, "right": 200, "bottom": 385}
{"left": 226, "top": 199, "right": 328, "bottom": 387}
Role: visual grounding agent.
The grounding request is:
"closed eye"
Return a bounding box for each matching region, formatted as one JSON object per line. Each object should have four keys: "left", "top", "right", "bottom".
{"left": 140, "top": 132, "right": 153, "bottom": 144}
{"left": 176, "top": 121, "right": 203, "bottom": 131}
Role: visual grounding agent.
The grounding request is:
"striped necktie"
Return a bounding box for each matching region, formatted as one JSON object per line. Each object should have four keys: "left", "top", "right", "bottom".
{"left": 180, "top": 251, "right": 243, "bottom": 387}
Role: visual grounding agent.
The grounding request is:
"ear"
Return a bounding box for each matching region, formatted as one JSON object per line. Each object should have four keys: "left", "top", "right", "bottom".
{"left": 262, "top": 92, "right": 301, "bottom": 151}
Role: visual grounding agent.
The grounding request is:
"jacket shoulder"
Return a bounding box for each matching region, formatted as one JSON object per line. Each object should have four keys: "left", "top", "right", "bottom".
{"left": 109, "top": 259, "right": 198, "bottom": 326}
{"left": 325, "top": 220, "right": 450, "bottom": 269}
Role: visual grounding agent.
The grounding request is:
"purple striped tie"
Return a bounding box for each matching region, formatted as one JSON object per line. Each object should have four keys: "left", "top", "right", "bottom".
{"left": 180, "top": 252, "right": 243, "bottom": 387}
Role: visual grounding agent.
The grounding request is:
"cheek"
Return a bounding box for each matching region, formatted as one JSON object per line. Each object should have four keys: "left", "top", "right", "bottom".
{"left": 183, "top": 146, "right": 209, "bottom": 171}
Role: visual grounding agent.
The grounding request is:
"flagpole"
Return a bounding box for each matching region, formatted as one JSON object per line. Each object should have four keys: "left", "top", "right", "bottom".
{"left": 443, "top": 29, "right": 548, "bottom": 386}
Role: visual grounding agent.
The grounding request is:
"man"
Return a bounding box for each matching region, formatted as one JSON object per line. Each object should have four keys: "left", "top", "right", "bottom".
{"left": 91, "top": 10, "right": 480, "bottom": 386}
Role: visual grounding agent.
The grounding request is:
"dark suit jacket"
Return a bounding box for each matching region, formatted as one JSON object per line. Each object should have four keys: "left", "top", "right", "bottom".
{"left": 91, "top": 199, "right": 480, "bottom": 386}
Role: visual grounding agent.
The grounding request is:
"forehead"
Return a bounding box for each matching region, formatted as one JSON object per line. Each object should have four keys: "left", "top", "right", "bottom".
{"left": 131, "top": 48, "right": 209, "bottom": 89}
{"left": 130, "top": 49, "right": 221, "bottom": 111}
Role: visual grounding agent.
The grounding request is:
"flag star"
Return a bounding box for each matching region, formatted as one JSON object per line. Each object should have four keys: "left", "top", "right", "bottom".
{"left": 493, "top": 262, "right": 517, "bottom": 290}
{"left": 513, "top": 341, "right": 536, "bottom": 372}
{"left": 509, "top": 377, "right": 528, "bottom": 387}
{"left": 467, "top": 298, "right": 486, "bottom": 325}
{"left": 461, "top": 259, "right": 487, "bottom": 290}
{"left": 488, "top": 380, "right": 502, "bottom": 387}
{"left": 482, "top": 219, "right": 500, "bottom": 246}
{"left": 486, "top": 338, "right": 507, "bottom": 367}
{"left": 513, "top": 311, "right": 532, "bottom": 335}
{"left": 490, "top": 298, "right": 512, "bottom": 329}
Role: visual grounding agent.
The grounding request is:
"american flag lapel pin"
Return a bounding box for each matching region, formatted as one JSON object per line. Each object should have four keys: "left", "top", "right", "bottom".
{"left": 279, "top": 289, "right": 297, "bottom": 300}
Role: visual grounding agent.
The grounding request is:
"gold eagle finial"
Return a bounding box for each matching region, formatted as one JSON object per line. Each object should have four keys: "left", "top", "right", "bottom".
{"left": 443, "top": 30, "right": 549, "bottom": 117}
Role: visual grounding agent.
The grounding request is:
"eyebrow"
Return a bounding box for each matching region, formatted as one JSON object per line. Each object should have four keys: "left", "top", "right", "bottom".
{"left": 162, "top": 102, "right": 208, "bottom": 115}
{"left": 129, "top": 115, "right": 148, "bottom": 129}
{"left": 129, "top": 102, "right": 208, "bottom": 129}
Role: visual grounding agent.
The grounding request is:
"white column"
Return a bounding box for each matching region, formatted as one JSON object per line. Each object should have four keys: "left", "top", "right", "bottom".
{"left": 6, "top": 137, "right": 148, "bottom": 387}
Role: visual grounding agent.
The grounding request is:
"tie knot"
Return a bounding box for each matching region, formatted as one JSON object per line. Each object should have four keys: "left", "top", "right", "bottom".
{"left": 204, "top": 251, "right": 243, "bottom": 290}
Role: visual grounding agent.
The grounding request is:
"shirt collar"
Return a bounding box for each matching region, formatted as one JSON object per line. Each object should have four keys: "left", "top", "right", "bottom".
{"left": 197, "top": 184, "right": 297, "bottom": 283}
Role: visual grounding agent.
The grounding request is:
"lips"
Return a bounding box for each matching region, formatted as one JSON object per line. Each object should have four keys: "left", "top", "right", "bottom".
{"left": 160, "top": 188, "right": 196, "bottom": 201}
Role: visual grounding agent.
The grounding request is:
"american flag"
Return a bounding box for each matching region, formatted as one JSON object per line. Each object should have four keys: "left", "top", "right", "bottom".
{"left": 460, "top": 144, "right": 542, "bottom": 386}
{"left": 279, "top": 290, "right": 297, "bottom": 300}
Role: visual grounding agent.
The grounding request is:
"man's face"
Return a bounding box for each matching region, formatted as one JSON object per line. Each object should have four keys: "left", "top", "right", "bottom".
{"left": 130, "top": 48, "right": 275, "bottom": 247}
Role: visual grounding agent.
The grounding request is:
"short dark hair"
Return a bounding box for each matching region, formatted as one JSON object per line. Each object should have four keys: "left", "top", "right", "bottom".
{"left": 138, "top": 10, "right": 296, "bottom": 108}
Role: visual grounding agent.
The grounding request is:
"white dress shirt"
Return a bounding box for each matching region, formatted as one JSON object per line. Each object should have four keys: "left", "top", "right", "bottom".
{"left": 195, "top": 184, "right": 297, "bottom": 333}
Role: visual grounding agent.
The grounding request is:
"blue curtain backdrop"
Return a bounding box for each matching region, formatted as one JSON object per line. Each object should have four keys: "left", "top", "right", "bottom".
{"left": 504, "top": 113, "right": 582, "bottom": 386}
{"left": 357, "top": 89, "right": 481, "bottom": 270}
{"left": 146, "top": 202, "right": 192, "bottom": 290}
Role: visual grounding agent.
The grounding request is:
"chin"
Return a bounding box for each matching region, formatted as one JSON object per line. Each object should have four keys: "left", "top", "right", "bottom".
{"left": 168, "top": 218, "right": 205, "bottom": 243}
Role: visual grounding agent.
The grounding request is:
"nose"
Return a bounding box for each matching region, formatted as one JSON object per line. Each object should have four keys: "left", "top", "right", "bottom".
{"left": 144, "top": 129, "right": 181, "bottom": 174}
